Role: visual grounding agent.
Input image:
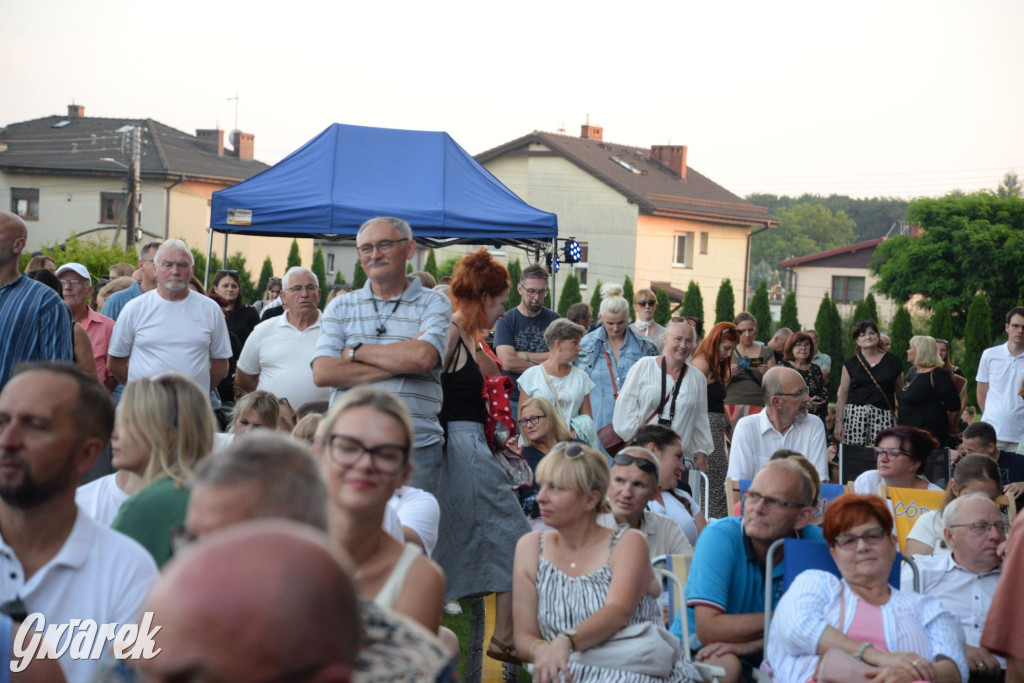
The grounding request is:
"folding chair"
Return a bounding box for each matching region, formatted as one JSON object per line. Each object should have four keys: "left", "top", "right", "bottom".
{"left": 882, "top": 485, "right": 945, "bottom": 553}
{"left": 922, "top": 448, "right": 952, "bottom": 488}
{"left": 684, "top": 457, "right": 710, "bottom": 520}
{"left": 838, "top": 443, "right": 877, "bottom": 486}
{"left": 652, "top": 555, "right": 726, "bottom": 683}
{"left": 812, "top": 483, "right": 847, "bottom": 525}
{"left": 724, "top": 477, "right": 751, "bottom": 517}
{"left": 996, "top": 493, "right": 1017, "bottom": 527}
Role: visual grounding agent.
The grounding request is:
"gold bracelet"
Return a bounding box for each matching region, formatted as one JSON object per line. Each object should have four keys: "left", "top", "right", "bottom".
{"left": 529, "top": 639, "right": 546, "bottom": 658}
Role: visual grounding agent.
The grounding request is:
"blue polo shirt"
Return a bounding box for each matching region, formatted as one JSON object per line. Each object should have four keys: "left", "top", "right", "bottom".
{"left": 681, "top": 516, "right": 822, "bottom": 649}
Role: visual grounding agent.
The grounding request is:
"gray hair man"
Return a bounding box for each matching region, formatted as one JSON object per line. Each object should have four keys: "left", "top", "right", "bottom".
{"left": 57, "top": 261, "right": 118, "bottom": 390}
{"left": 312, "top": 217, "right": 451, "bottom": 493}
{"left": 236, "top": 266, "right": 331, "bottom": 407}
{"left": 100, "top": 241, "right": 161, "bottom": 321}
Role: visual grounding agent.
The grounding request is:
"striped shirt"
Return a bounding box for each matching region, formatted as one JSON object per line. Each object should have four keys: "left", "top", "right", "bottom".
{"left": 313, "top": 276, "right": 451, "bottom": 448}
{"left": 0, "top": 275, "right": 73, "bottom": 389}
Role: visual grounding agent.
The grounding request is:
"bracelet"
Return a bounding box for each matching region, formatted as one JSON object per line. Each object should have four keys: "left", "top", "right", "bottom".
{"left": 855, "top": 641, "right": 873, "bottom": 662}
{"left": 529, "top": 639, "right": 546, "bottom": 658}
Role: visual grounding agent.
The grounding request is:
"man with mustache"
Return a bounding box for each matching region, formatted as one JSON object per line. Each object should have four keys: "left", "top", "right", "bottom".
{"left": 726, "top": 366, "right": 829, "bottom": 482}
{"left": 108, "top": 238, "right": 231, "bottom": 392}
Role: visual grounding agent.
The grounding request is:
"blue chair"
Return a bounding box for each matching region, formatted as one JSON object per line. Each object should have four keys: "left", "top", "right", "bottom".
{"left": 813, "top": 483, "right": 847, "bottom": 523}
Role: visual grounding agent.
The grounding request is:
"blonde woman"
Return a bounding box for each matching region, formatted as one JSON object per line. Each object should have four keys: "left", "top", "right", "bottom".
{"left": 898, "top": 335, "right": 961, "bottom": 448}
{"left": 108, "top": 373, "right": 216, "bottom": 566}
{"left": 631, "top": 288, "right": 666, "bottom": 352}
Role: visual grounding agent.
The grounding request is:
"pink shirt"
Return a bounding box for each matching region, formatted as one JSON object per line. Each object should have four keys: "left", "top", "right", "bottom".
{"left": 80, "top": 307, "right": 115, "bottom": 382}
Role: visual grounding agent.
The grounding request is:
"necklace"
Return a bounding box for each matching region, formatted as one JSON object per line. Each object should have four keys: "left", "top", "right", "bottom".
{"left": 570, "top": 561, "right": 577, "bottom": 569}
{"left": 370, "top": 296, "right": 402, "bottom": 336}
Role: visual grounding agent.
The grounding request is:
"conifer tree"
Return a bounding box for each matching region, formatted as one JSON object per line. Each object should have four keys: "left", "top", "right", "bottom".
{"left": 715, "top": 278, "right": 736, "bottom": 324}
{"left": 749, "top": 281, "right": 772, "bottom": 342}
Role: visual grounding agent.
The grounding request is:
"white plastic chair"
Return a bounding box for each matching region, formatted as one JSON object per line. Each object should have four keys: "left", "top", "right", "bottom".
{"left": 654, "top": 566, "right": 726, "bottom": 683}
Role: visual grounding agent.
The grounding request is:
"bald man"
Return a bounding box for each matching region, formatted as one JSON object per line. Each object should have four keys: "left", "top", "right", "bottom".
{"left": 0, "top": 210, "right": 73, "bottom": 389}
{"left": 137, "top": 520, "right": 358, "bottom": 682}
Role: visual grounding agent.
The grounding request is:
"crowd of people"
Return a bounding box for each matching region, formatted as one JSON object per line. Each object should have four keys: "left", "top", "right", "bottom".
{"left": 2, "top": 206, "right": 1024, "bottom": 683}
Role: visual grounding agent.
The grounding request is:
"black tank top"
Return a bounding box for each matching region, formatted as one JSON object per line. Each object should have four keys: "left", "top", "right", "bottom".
{"left": 441, "top": 335, "right": 485, "bottom": 424}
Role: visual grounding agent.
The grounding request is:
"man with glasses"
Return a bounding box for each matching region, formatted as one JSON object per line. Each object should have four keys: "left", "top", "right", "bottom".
{"left": 313, "top": 217, "right": 451, "bottom": 493}
{"left": 494, "top": 262, "right": 561, "bottom": 417}
{"left": 236, "top": 266, "right": 330, "bottom": 408}
{"left": 906, "top": 494, "right": 1006, "bottom": 680}
{"left": 100, "top": 240, "right": 161, "bottom": 321}
{"left": 108, "top": 238, "right": 232, "bottom": 392}
{"left": 727, "top": 367, "right": 829, "bottom": 483}
{"left": 977, "top": 306, "right": 1024, "bottom": 451}
{"left": 57, "top": 262, "right": 117, "bottom": 389}
{"left": 685, "top": 459, "right": 820, "bottom": 683}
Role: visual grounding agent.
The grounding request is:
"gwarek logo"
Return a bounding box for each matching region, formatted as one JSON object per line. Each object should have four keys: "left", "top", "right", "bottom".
{"left": 10, "top": 612, "right": 161, "bottom": 672}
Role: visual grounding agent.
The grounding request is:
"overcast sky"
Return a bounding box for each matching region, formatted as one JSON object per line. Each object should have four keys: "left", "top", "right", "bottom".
{"left": 3, "top": 0, "right": 1021, "bottom": 199}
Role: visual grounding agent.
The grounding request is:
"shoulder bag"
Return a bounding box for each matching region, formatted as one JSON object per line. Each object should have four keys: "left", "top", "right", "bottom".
{"left": 598, "top": 357, "right": 674, "bottom": 455}
{"left": 855, "top": 352, "right": 898, "bottom": 424}
{"left": 813, "top": 583, "right": 877, "bottom": 683}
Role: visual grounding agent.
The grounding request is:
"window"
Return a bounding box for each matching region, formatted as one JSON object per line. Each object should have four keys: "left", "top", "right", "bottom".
{"left": 700, "top": 232, "right": 709, "bottom": 254}
{"left": 326, "top": 252, "right": 335, "bottom": 273}
{"left": 574, "top": 242, "right": 589, "bottom": 289}
{"left": 673, "top": 232, "right": 694, "bottom": 268}
{"left": 832, "top": 276, "right": 865, "bottom": 303}
{"left": 99, "top": 192, "right": 125, "bottom": 224}
{"left": 10, "top": 188, "right": 39, "bottom": 220}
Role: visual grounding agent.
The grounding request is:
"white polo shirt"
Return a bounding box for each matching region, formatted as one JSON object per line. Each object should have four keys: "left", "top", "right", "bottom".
{"left": 727, "top": 411, "right": 829, "bottom": 482}
{"left": 976, "top": 342, "right": 1024, "bottom": 443}
{"left": 75, "top": 473, "right": 130, "bottom": 526}
{"left": 236, "top": 311, "right": 331, "bottom": 408}
{"left": 0, "top": 507, "right": 159, "bottom": 683}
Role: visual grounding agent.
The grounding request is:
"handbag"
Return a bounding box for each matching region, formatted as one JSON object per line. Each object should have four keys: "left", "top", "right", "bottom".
{"left": 482, "top": 374, "right": 534, "bottom": 490}
{"left": 597, "top": 345, "right": 628, "bottom": 455}
{"left": 855, "top": 351, "right": 898, "bottom": 424}
{"left": 570, "top": 621, "right": 678, "bottom": 678}
{"left": 814, "top": 583, "right": 878, "bottom": 683}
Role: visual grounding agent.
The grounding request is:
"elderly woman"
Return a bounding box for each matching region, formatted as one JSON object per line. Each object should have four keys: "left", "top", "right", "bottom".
{"left": 577, "top": 283, "right": 658, "bottom": 440}
{"left": 835, "top": 319, "right": 904, "bottom": 447}
{"left": 764, "top": 493, "right": 967, "bottom": 683}
{"left": 316, "top": 386, "right": 445, "bottom": 634}
{"left": 724, "top": 312, "right": 776, "bottom": 426}
{"left": 899, "top": 336, "right": 961, "bottom": 448}
{"left": 691, "top": 321, "right": 740, "bottom": 517}
{"left": 635, "top": 424, "right": 706, "bottom": 545}
{"left": 631, "top": 288, "right": 666, "bottom": 352}
{"left": 779, "top": 331, "right": 829, "bottom": 428}
{"left": 519, "top": 319, "right": 596, "bottom": 444}
{"left": 853, "top": 425, "right": 944, "bottom": 496}
{"left": 513, "top": 443, "right": 701, "bottom": 683}
{"left": 613, "top": 319, "right": 713, "bottom": 473}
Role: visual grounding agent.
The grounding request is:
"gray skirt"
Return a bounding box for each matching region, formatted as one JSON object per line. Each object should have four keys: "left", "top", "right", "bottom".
{"left": 432, "top": 421, "right": 531, "bottom": 600}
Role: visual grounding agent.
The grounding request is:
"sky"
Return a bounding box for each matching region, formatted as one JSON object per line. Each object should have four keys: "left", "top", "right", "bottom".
{"left": 2, "top": 0, "right": 1022, "bottom": 200}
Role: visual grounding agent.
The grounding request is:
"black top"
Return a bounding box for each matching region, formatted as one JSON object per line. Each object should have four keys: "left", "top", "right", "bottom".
{"left": 780, "top": 360, "right": 828, "bottom": 424}
{"left": 217, "top": 304, "right": 261, "bottom": 403}
{"left": 898, "top": 368, "right": 961, "bottom": 447}
{"left": 706, "top": 381, "right": 726, "bottom": 414}
{"left": 441, "top": 336, "right": 485, "bottom": 424}
{"left": 843, "top": 352, "right": 903, "bottom": 409}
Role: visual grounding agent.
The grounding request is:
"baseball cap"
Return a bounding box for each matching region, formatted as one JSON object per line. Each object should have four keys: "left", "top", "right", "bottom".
{"left": 55, "top": 262, "right": 91, "bottom": 281}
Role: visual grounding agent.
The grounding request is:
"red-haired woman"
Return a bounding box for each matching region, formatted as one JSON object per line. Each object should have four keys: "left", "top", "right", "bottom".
{"left": 435, "top": 248, "right": 531, "bottom": 664}
{"left": 691, "top": 322, "right": 739, "bottom": 518}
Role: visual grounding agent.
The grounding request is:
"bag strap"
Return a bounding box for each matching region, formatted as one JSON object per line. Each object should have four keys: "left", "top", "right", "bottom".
{"left": 541, "top": 365, "right": 560, "bottom": 406}
{"left": 604, "top": 343, "right": 619, "bottom": 399}
{"left": 854, "top": 352, "right": 894, "bottom": 414}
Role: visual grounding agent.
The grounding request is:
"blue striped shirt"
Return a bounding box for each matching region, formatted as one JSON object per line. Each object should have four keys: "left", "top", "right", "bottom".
{"left": 0, "top": 275, "right": 73, "bottom": 389}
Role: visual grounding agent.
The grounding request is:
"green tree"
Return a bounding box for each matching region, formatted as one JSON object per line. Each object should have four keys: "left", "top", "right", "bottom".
{"left": 333, "top": 270, "right": 344, "bottom": 285}
{"left": 28, "top": 233, "right": 138, "bottom": 284}
{"left": 779, "top": 291, "right": 800, "bottom": 331}
{"left": 225, "top": 252, "right": 257, "bottom": 305}
{"left": 928, "top": 301, "right": 954, "bottom": 342}
{"left": 997, "top": 171, "right": 1022, "bottom": 198}
{"left": 871, "top": 191, "right": 1024, "bottom": 339}
{"left": 749, "top": 203, "right": 857, "bottom": 270}
{"left": 654, "top": 289, "right": 672, "bottom": 326}
{"left": 506, "top": 259, "right": 522, "bottom": 311}
{"left": 746, "top": 193, "right": 909, "bottom": 244}
{"left": 190, "top": 248, "right": 222, "bottom": 288}
{"left": 623, "top": 276, "right": 634, "bottom": 313}
{"left": 311, "top": 246, "right": 327, "bottom": 309}
{"left": 590, "top": 280, "right": 603, "bottom": 321}
{"left": 890, "top": 307, "right": 914, "bottom": 372}
{"left": 352, "top": 260, "right": 367, "bottom": 289}
{"left": 749, "top": 281, "right": 772, "bottom": 342}
{"left": 864, "top": 293, "right": 879, "bottom": 326}
{"left": 557, "top": 274, "right": 582, "bottom": 317}
{"left": 814, "top": 293, "right": 844, "bottom": 400}
{"left": 406, "top": 263, "right": 413, "bottom": 274}
{"left": 424, "top": 249, "right": 439, "bottom": 279}
{"left": 963, "top": 293, "right": 992, "bottom": 407}
{"left": 286, "top": 239, "right": 302, "bottom": 270}
{"left": 256, "top": 256, "right": 274, "bottom": 298}
{"left": 715, "top": 278, "right": 736, "bottom": 323}
{"left": 682, "top": 281, "right": 703, "bottom": 320}
{"left": 438, "top": 255, "right": 461, "bottom": 280}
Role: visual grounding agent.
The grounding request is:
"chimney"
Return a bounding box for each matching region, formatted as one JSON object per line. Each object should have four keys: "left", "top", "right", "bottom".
{"left": 230, "top": 130, "right": 255, "bottom": 160}
{"left": 195, "top": 129, "right": 225, "bottom": 156}
{"left": 67, "top": 104, "right": 85, "bottom": 118}
{"left": 650, "top": 144, "right": 688, "bottom": 179}
{"left": 580, "top": 123, "right": 603, "bottom": 141}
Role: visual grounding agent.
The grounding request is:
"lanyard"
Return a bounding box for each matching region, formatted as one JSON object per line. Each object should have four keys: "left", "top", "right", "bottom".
{"left": 659, "top": 357, "right": 686, "bottom": 423}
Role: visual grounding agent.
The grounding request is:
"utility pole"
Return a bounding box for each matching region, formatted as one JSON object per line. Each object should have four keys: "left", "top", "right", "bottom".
{"left": 126, "top": 126, "right": 142, "bottom": 249}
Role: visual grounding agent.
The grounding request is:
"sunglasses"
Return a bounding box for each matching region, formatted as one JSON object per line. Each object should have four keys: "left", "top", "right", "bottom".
{"left": 636, "top": 299, "right": 655, "bottom": 307}
{"left": 555, "top": 442, "right": 586, "bottom": 459}
{"left": 216, "top": 269, "right": 238, "bottom": 276}
{"left": 613, "top": 453, "right": 658, "bottom": 474}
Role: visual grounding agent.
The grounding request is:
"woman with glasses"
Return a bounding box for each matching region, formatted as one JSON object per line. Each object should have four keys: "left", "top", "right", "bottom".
{"left": 835, "top": 319, "right": 904, "bottom": 447}
{"left": 778, "top": 331, "right": 829, "bottom": 428}
{"left": 515, "top": 396, "right": 578, "bottom": 528}
{"left": 105, "top": 373, "right": 216, "bottom": 566}
{"left": 631, "top": 288, "right": 666, "bottom": 352}
{"left": 316, "top": 387, "right": 444, "bottom": 634}
{"left": 434, "top": 249, "right": 530, "bottom": 664}
{"left": 724, "top": 311, "right": 776, "bottom": 426}
{"left": 691, "top": 321, "right": 740, "bottom": 518}
{"left": 904, "top": 454, "right": 1001, "bottom": 557}
{"left": 764, "top": 493, "right": 967, "bottom": 683}
{"left": 577, "top": 284, "right": 658, "bottom": 448}
{"left": 253, "top": 276, "right": 283, "bottom": 316}
{"left": 852, "top": 425, "right": 943, "bottom": 496}
{"left": 898, "top": 336, "right": 962, "bottom": 448}
{"left": 512, "top": 443, "right": 701, "bottom": 682}
{"left": 208, "top": 269, "right": 260, "bottom": 403}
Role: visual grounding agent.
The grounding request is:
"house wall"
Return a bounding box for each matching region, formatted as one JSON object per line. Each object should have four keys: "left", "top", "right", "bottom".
{"left": 792, "top": 265, "right": 898, "bottom": 329}
{"left": 635, "top": 214, "right": 750, "bottom": 324}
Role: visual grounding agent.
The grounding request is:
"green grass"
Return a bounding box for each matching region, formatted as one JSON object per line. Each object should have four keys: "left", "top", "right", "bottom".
{"left": 441, "top": 599, "right": 531, "bottom": 681}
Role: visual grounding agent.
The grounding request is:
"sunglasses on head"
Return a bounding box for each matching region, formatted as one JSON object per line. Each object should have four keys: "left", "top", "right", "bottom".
{"left": 613, "top": 453, "right": 658, "bottom": 474}
{"left": 216, "top": 269, "right": 238, "bottom": 276}
{"left": 555, "top": 442, "right": 586, "bottom": 460}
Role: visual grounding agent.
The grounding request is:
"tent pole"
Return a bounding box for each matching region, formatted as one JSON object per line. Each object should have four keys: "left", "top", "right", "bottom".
{"left": 205, "top": 228, "right": 214, "bottom": 289}
{"left": 550, "top": 237, "right": 557, "bottom": 309}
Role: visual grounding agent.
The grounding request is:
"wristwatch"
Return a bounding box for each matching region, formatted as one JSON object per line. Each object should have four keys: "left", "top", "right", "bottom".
{"left": 557, "top": 628, "right": 577, "bottom": 652}
{"left": 347, "top": 343, "right": 363, "bottom": 361}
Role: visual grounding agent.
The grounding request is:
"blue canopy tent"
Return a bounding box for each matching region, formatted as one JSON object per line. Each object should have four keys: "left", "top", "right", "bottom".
{"left": 208, "top": 123, "right": 558, "bottom": 262}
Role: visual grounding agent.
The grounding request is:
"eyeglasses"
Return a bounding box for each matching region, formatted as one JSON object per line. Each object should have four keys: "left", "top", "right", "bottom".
{"left": 285, "top": 285, "right": 320, "bottom": 294}
{"left": 518, "top": 415, "right": 546, "bottom": 427}
{"left": 1009, "top": 324, "right": 1024, "bottom": 331}
{"left": 872, "top": 447, "right": 910, "bottom": 459}
{"left": 326, "top": 434, "right": 406, "bottom": 474}
{"left": 520, "top": 286, "right": 548, "bottom": 297}
{"left": 613, "top": 453, "right": 658, "bottom": 474}
{"left": 268, "top": 277, "right": 283, "bottom": 284}
{"left": 832, "top": 526, "right": 888, "bottom": 550}
{"left": 357, "top": 238, "right": 408, "bottom": 256}
{"left": 636, "top": 299, "right": 655, "bottom": 307}
{"left": 948, "top": 521, "right": 1006, "bottom": 537}
{"left": 60, "top": 279, "right": 87, "bottom": 288}
{"left": 744, "top": 490, "right": 807, "bottom": 511}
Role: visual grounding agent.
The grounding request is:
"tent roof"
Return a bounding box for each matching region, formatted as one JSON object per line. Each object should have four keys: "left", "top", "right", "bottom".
{"left": 209, "top": 123, "right": 557, "bottom": 247}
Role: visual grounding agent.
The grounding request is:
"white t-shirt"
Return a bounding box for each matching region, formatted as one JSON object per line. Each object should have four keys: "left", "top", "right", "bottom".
{"left": 905, "top": 509, "right": 951, "bottom": 556}
{"left": 647, "top": 489, "right": 700, "bottom": 546}
{"left": 976, "top": 343, "right": 1024, "bottom": 443}
{"left": 75, "top": 473, "right": 130, "bottom": 526}
{"left": 389, "top": 486, "right": 440, "bottom": 558}
{"left": 853, "top": 470, "right": 942, "bottom": 496}
{"left": 518, "top": 365, "right": 595, "bottom": 428}
{"left": 108, "top": 289, "right": 232, "bottom": 390}
{"left": 236, "top": 312, "right": 331, "bottom": 408}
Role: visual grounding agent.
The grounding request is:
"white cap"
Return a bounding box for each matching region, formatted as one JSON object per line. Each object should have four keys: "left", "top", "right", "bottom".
{"left": 55, "top": 262, "right": 91, "bottom": 282}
